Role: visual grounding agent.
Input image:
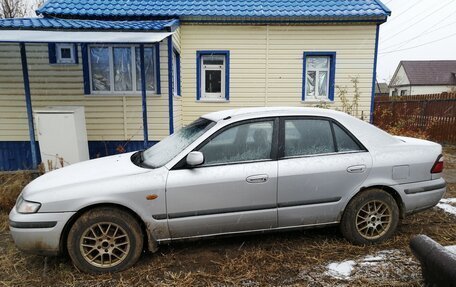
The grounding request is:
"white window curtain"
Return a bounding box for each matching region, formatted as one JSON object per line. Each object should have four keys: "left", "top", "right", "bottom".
{"left": 89, "top": 45, "right": 156, "bottom": 94}
{"left": 305, "top": 56, "right": 330, "bottom": 100}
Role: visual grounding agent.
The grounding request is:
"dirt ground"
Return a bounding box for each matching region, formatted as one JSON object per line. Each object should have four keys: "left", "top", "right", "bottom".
{"left": 0, "top": 147, "right": 455, "bottom": 286}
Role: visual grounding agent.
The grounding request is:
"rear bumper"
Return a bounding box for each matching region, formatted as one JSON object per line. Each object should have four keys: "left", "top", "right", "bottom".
{"left": 393, "top": 178, "right": 446, "bottom": 214}
{"left": 9, "top": 207, "right": 75, "bottom": 256}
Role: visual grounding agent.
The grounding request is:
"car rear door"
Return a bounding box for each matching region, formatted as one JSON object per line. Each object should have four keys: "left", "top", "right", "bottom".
{"left": 277, "top": 117, "right": 372, "bottom": 227}
{"left": 166, "top": 118, "right": 279, "bottom": 238}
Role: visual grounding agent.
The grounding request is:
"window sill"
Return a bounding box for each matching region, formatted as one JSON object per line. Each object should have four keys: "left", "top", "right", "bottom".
{"left": 196, "top": 99, "right": 229, "bottom": 103}
{"left": 86, "top": 93, "right": 161, "bottom": 97}
{"left": 50, "top": 63, "right": 79, "bottom": 66}
{"left": 301, "top": 99, "right": 334, "bottom": 104}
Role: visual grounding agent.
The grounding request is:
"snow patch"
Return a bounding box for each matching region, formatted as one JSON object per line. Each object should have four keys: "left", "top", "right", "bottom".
{"left": 324, "top": 250, "right": 404, "bottom": 280}
{"left": 326, "top": 260, "right": 355, "bottom": 279}
{"left": 440, "top": 198, "right": 456, "bottom": 204}
{"left": 436, "top": 198, "right": 456, "bottom": 216}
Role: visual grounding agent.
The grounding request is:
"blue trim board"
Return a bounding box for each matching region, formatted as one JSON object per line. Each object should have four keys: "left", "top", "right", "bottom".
{"left": 182, "top": 19, "right": 387, "bottom": 25}
{"left": 167, "top": 36, "right": 174, "bottom": 134}
{"left": 139, "top": 44, "right": 149, "bottom": 148}
{"left": 74, "top": 44, "right": 79, "bottom": 64}
{"left": 302, "top": 52, "right": 336, "bottom": 102}
{"left": 0, "top": 141, "right": 41, "bottom": 171}
{"left": 0, "top": 141, "right": 156, "bottom": 171}
{"left": 155, "top": 42, "right": 161, "bottom": 94}
{"left": 48, "top": 43, "right": 56, "bottom": 63}
{"left": 196, "top": 50, "right": 230, "bottom": 101}
{"left": 19, "top": 43, "right": 38, "bottom": 169}
{"left": 173, "top": 47, "right": 182, "bottom": 96}
{"left": 370, "top": 24, "right": 380, "bottom": 123}
{"left": 81, "top": 43, "right": 91, "bottom": 95}
{"left": 88, "top": 141, "right": 157, "bottom": 159}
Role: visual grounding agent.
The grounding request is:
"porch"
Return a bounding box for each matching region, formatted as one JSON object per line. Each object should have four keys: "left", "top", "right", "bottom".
{"left": 0, "top": 18, "right": 181, "bottom": 170}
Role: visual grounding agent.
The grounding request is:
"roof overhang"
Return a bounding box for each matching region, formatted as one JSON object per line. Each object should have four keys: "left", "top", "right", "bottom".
{"left": 0, "top": 30, "right": 173, "bottom": 43}
{"left": 0, "top": 18, "right": 178, "bottom": 43}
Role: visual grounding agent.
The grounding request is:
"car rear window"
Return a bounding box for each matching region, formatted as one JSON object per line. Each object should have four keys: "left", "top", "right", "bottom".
{"left": 333, "top": 123, "right": 363, "bottom": 152}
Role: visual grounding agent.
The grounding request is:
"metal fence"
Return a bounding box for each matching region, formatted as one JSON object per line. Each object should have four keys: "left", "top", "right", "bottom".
{"left": 373, "top": 93, "right": 456, "bottom": 144}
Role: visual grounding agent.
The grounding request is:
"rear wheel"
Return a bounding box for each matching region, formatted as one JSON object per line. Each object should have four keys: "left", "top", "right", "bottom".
{"left": 341, "top": 189, "right": 399, "bottom": 245}
{"left": 67, "top": 207, "right": 143, "bottom": 273}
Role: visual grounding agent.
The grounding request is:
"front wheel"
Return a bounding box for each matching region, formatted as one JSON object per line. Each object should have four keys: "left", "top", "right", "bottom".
{"left": 67, "top": 207, "right": 143, "bottom": 273}
{"left": 340, "top": 189, "right": 399, "bottom": 245}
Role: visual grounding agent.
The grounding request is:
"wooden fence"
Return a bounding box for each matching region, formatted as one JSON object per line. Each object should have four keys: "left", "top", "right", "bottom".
{"left": 373, "top": 93, "right": 456, "bottom": 144}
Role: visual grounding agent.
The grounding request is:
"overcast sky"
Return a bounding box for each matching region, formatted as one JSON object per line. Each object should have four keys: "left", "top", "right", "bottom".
{"left": 377, "top": 0, "right": 456, "bottom": 83}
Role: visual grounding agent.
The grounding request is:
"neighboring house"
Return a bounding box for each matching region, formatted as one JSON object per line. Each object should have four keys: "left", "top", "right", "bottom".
{"left": 389, "top": 60, "right": 456, "bottom": 96}
{"left": 0, "top": 0, "right": 391, "bottom": 170}
{"left": 375, "top": 82, "right": 389, "bottom": 97}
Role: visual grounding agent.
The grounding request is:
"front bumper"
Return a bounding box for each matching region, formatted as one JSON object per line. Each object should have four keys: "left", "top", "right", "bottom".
{"left": 9, "top": 207, "right": 75, "bottom": 256}
{"left": 393, "top": 177, "right": 446, "bottom": 214}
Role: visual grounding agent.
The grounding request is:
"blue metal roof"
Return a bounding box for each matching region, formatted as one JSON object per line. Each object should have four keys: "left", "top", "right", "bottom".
{"left": 37, "top": 0, "right": 391, "bottom": 19}
{"left": 0, "top": 17, "right": 179, "bottom": 31}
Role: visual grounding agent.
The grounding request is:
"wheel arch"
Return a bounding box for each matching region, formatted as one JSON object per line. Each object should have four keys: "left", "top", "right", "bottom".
{"left": 341, "top": 185, "right": 406, "bottom": 221}
{"left": 59, "top": 203, "right": 155, "bottom": 256}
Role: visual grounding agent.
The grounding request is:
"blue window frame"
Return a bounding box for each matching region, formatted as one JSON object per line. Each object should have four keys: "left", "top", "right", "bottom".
{"left": 80, "top": 43, "right": 161, "bottom": 95}
{"left": 196, "top": 50, "right": 230, "bottom": 101}
{"left": 302, "top": 52, "right": 336, "bottom": 102}
{"left": 172, "top": 48, "right": 181, "bottom": 96}
{"left": 48, "top": 43, "right": 78, "bottom": 64}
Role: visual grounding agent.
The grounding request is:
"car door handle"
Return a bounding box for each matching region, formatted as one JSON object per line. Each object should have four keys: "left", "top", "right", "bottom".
{"left": 347, "top": 165, "right": 366, "bottom": 173}
{"left": 246, "top": 174, "right": 269, "bottom": 183}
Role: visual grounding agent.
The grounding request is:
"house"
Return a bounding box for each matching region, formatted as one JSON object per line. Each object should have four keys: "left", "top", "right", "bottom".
{"left": 389, "top": 60, "right": 456, "bottom": 96}
{"left": 0, "top": 0, "right": 391, "bottom": 171}
{"left": 375, "top": 82, "right": 389, "bottom": 97}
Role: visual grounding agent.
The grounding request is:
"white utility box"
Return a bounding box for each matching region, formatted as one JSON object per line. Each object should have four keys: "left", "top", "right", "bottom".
{"left": 35, "top": 106, "right": 89, "bottom": 171}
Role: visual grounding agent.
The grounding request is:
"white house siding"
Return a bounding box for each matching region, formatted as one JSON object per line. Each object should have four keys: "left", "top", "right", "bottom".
{"left": 0, "top": 40, "right": 173, "bottom": 143}
{"left": 410, "top": 85, "right": 455, "bottom": 95}
{"left": 389, "top": 85, "right": 455, "bottom": 96}
{"left": 180, "top": 24, "right": 377, "bottom": 124}
{"left": 389, "top": 64, "right": 410, "bottom": 96}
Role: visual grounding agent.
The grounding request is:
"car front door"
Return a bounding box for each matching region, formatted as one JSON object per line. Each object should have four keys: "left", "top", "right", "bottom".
{"left": 277, "top": 117, "right": 373, "bottom": 227}
{"left": 166, "top": 118, "right": 278, "bottom": 239}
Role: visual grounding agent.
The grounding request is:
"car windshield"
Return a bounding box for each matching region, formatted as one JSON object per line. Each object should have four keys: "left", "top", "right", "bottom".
{"left": 142, "top": 118, "right": 215, "bottom": 168}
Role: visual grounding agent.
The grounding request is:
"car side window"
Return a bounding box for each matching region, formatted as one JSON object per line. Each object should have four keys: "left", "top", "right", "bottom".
{"left": 333, "top": 123, "right": 362, "bottom": 152}
{"left": 284, "top": 119, "right": 335, "bottom": 157}
{"left": 199, "top": 121, "right": 274, "bottom": 166}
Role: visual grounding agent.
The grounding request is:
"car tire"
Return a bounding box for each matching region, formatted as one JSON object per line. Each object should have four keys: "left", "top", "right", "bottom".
{"left": 340, "top": 189, "right": 399, "bottom": 245}
{"left": 67, "top": 207, "right": 143, "bottom": 273}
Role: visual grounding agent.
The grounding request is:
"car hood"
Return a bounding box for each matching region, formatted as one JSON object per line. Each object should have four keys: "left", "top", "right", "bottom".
{"left": 22, "top": 152, "right": 150, "bottom": 198}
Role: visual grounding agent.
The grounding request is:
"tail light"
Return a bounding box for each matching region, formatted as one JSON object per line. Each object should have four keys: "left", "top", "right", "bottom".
{"left": 431, "top": 155, "right": 444, "bottom": 174}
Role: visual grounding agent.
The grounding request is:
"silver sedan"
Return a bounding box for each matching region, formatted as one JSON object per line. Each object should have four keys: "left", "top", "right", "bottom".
{"left": 9, "top": 107, "right": 446, "bottom": 273}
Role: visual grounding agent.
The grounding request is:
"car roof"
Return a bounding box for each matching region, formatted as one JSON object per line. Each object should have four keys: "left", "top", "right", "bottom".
{"left": 202, "top": 107, "right": 347, "bottom": 122}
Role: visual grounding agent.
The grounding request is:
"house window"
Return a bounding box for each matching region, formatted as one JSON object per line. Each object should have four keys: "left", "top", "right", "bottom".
{"left": 56, "top": 44, "right": 75, "bottom": 64}
{"left": 197, "top": 51, "right": 230, "bottom": 101}
{"left": 303, "top": 52, "right": 336, "bottom": 101}
{"left": 88, "top": 45, "right": 156, "bottom": 94}
{"left": 400, "top": 90, "right": 407, "bottom": 96}
{"left": 172, "top": 49, "right": 181, "bottom": 96}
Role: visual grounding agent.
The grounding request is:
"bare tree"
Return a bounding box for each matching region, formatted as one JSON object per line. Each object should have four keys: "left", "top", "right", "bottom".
{"left": 0, "top": 0, "right": 44, "bottom": 18}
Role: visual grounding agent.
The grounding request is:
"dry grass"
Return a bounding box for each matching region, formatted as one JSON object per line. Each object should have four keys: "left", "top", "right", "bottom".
{"left": 0, "top": 172, "right": 33, "bottom": 213}
{"left": 0, "top": 148, "right": 455, "bottom": 286}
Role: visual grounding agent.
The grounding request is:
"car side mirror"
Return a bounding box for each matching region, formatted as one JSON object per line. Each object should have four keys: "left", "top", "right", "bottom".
{"left": 186, "top": 151, "right": 204, "bottom": 167}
